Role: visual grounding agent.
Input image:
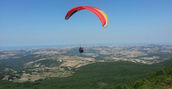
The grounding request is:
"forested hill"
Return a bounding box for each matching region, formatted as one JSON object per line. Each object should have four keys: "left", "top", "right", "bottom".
{"left": 0, "top": 59, "right": 172, "bottom": 89}
{"left": 132, "top": 67, "right": 172, "bottom": 89}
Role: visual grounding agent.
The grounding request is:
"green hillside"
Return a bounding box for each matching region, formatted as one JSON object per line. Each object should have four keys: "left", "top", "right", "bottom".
{"left": 0, "top": 59, "right": 172, "bottom": 89}
{"left": 133, "top": 67, "right": 172, "bottom": 89}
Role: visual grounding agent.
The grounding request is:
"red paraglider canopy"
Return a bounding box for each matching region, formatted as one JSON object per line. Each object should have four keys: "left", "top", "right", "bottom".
{"left": 65, "top": 6, "right": 108, "bottom": 28}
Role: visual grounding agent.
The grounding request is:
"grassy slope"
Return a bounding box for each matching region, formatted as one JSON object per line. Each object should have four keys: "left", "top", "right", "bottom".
{"left": 0, "top": 60, "right": 172, "bottom": 89}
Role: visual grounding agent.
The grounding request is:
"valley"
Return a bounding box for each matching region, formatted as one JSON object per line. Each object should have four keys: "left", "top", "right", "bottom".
{"left": 0, "top": 44, "right": 172, "bottom": 83}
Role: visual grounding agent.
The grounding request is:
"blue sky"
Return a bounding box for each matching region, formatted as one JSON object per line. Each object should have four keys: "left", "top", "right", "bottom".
{"left": 0, "top": 0, "right": 172, "bottom": 47}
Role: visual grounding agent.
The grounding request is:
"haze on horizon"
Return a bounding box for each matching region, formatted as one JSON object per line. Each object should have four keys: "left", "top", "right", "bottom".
{"left": 0, "top": 0, "right": 172, "bottom": 48}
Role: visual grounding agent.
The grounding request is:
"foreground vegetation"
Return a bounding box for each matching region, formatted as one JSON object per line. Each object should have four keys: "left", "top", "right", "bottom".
{"left": 0, "top": 59, "right": 172, "bottom": 89}
{"left": 133, "top": 67, "right": 172, "bottom": 89}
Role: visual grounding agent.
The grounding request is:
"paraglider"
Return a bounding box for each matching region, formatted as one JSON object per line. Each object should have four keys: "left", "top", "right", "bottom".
{"left": 65, "top": 6, "right": 108, "bottom": 28}
{"left": 65, "top": 6, "right": 109, "bottom": 53}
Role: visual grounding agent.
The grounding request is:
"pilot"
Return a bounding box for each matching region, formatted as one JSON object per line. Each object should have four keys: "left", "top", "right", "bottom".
{"left": 79, "top": 47, "right": 84, "bottom": 53}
